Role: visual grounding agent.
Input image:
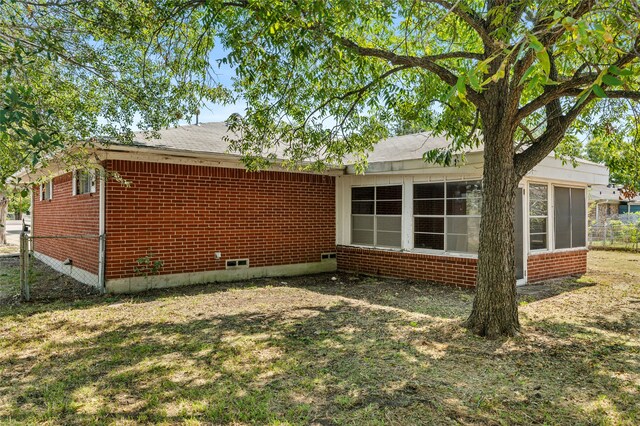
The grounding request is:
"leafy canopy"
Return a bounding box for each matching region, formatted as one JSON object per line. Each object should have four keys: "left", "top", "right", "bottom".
{"left": 0, "top": 0, "right": 229, "bottom": 186}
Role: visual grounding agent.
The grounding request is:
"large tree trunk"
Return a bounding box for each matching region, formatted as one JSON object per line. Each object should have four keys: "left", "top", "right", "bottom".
{"left": 465, "top": 104, "right": 520, "bottom": 338}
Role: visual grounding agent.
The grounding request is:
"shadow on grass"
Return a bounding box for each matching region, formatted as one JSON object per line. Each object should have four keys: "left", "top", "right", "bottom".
{"left": 1, "top": 290, "right": 638, "bottom": 425}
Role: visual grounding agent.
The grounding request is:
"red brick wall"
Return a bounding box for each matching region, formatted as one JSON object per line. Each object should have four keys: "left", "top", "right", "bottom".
{"left": 338, "top": 246, "right": 588, "bottom": 286}
{"left": 103, "top": 160, "right": 335, "bottom": 280}
{"left": 336, "top": 245, "right": 478, "bottom": 287}
{"left": 32, "top": 172, "right": 100, "bottom": 274}
{"left": 527, "top": 249, "right": 588, "bottom": 283}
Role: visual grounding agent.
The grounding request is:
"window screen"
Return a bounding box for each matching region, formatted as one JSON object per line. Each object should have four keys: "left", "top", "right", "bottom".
{"left": 351, "top": 185, "right": 402, "bottom": 247}
{"left": 554, "top": 187, "right": 586, "bottom": 249}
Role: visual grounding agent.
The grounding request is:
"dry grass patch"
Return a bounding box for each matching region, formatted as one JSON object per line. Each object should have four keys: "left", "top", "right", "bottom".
{"left": 0, "top": 251, "right": 638, "bottom": 425}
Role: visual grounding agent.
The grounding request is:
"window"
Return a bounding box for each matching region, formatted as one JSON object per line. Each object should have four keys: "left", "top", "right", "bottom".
{"left": 529, "top": 183, "right": 548, "bottom": 250}
{"left": 414, "top": 180, "right": 482, "bottom": 254}
{"left": 351, "top": 185, "right": 402, "bottom": 247}
{"left": 40, "top": 180, "right": 53, "bottom": 201}
{"left": 554, "top": 187, "right": 586, "bottom": 249}
{"left": 74, "top": 170, "right": 96, "bottom": 195}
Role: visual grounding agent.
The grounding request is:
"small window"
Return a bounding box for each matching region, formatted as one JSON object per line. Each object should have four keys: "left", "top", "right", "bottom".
{"left": 74, "top": 170, "right": 96, "bottom": 195}
{"left": 529, "top": 183, "right": 548, "bottom": 250}
{"left": 40, "top": 180, "right": 53, "bottom": 201}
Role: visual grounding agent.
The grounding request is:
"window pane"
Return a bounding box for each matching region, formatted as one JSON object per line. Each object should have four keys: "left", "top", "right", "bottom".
{"left": 529, "top": 184, "right": 548, "bottom": 200}
{"left": 376, "top": 185, "right": 402, "bottom": 200}
{"left": 414, "top": 183, "right": 444, "bottom": 199}
{"left": 446, "top": 217, "right": 480, "bottom": 253}
{"left": 415, "top": 233, "right": 444, "bottom": 250}
{"left": 446, "top": 181, "right": 482, "bottom": 198}
{"left": 447, "top": 197, "right": 482, "bottom": 215}
{"left": 530, "top": 233, "right": 547, "bottom": 250}
{"left": 376, "top": 200, "right": 402, "bottom": 215}
{"left": 555, "top": 187, "right": 571, "bottom": 249}
{"left": 352, "top": 187, "right": 375, "bottom": 200}
{"left": 414, "top": 199, "right": 445, "bottom": 215}
{"left": 571, "top": 188, "right": 586, "bottom": 247}
{"left": 529, "top": 200, "right": 548, "bottom": 217}
{"left": 352, "top": 201, "right": 374, "bottom": 214}
{"left": 377, "top": 216, "right": 401, "bottom": 232}
{"left": 352, "top": 215, "right": 374, "bottom": 230}
{"left": 415, "top": 217, "right": 444, "bottom": 233}
{"left": 376, "top": 231, "right": 401, "bottom": 247}
{"left": 352, "top": 230, "right": 374, "bottom": 245}
{"left": 529, "top": 218, "right": 547, "bottom": 234}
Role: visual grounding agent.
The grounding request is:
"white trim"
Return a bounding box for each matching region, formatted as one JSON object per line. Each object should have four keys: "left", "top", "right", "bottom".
{"left": 98, "top": 166, "right": 106, "bottom": 293}
{"left": 72, "top": 170, "right": 77, "bottom": 195}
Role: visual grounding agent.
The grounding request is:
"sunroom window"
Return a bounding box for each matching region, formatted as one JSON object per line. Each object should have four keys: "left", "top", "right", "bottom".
{"left": 529, "top": 183, "right": 548, "bottom": 250}
{"left": 351, "top": 185, "right": 402, "bottom": 248}
{"left": 554, "top": 187, "right": 586, "bottom": 249}
{"left": 413, "top": 180, "right": 482, "bottom": 254}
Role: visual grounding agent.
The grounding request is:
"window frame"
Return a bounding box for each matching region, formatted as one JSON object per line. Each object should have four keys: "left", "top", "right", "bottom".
{"left": 73, "top": 169, "right": 97, "bottom": 196}
{"left": 413, "top": 179, "right": 482, "bottom": 255}
{"left": 528, "top": 182, "right": 549, "bottom": 253}
{"left": 40, "top": 180, "right": 53, "bottom": 201}
{"left": 350, "top": 184, "right": 403, "bottom": 249}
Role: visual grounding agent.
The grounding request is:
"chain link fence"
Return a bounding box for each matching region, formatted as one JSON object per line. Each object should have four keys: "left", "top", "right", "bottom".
{"left": 589, "top": 221, "right": 640, "bottom": 252}
{"left": 19, "top": 233, "right": 104, "bottom": 301}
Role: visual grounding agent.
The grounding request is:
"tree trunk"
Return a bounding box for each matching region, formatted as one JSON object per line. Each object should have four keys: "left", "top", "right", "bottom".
{"left": 465, "top": 108, "right": 520, "bottom": 338}
{"left": 0, "top": 195, "right": 8, "bottom": 246}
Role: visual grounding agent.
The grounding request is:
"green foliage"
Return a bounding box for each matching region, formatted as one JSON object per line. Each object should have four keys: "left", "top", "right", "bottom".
{"left": 133, "top": 251, "right": 164, "bottom": 277}
{"left": 0, "top": 1, "right": 230, "bottom": 186}
{"left": 585, "top": 108, "right": 640, "bottom": 195}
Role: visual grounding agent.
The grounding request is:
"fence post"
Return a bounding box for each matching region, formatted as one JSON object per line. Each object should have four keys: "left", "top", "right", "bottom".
{"left": 20, "top": 232, "right": 30, "bottom": 302}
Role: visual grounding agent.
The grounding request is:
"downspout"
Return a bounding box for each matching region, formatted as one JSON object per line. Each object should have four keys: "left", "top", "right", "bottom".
{"left": 98, "top": 165, "right": 106, "bottom": 293}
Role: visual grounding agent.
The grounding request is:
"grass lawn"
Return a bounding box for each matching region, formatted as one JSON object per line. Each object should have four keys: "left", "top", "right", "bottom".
{"left": 0, "top": 251, "right": 638, "bottom": 425}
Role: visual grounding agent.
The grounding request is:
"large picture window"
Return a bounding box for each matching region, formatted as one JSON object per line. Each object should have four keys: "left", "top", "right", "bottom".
{"left": 351, "top": 185, "right": 402, "bottom": 247}
{"left": 414, "top": 180, "right": 482, "bottom": 254}
{"left": 554, "top": 187, "right": 586, "bottom": 249}
{"left": 529, "top": 183, "right": 548, "bottom": 250}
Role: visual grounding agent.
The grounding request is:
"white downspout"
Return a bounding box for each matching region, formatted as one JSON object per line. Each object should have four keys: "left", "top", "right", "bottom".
{"left": 98, "top": 166, "right": 106, "bottom": 293}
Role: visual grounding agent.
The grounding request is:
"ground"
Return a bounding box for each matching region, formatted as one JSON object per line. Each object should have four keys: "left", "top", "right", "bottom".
{"left": 0, "top": 251, "right": 638, "bottom": 425}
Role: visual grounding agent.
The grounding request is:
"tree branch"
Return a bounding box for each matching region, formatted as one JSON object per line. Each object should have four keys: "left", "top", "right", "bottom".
{"left": 421, "top": 0, "right": 496, "bottom": 50}
{"left": 337, "top": 36, "right": 485, "bottom": 107}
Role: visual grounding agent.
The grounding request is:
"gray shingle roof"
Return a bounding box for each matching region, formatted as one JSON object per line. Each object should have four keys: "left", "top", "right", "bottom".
{"left": 123, "top": 122, "right": 477, "bottom": 164}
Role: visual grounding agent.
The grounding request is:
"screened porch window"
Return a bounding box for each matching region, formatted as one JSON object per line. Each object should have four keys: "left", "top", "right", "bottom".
{"left": 351, "top": 185, "right": 402, "bottom": 248}
{"left": 554, "top": 187, "right": 586, "bottom": 249}
{"left": 529, "top": 183, "right": 548, "bottom": 250}
{"left": 413, "top": 180, "right": 482, "bottom": 254}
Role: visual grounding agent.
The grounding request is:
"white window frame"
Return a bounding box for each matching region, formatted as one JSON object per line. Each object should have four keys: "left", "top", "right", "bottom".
{"left": 40, "top": 180, "right": 53, "bottom": 201}
{"left": 73, "top": 169, "right": 97, "bottom": 195}
{"left": 413, "top": 179, "right": 482, "bottom": 256}
{"left": 528, "top": 182, "right": 549, "bottom": 253}
{"left": 350, "top": 184, "right": 403, "bottom": 249}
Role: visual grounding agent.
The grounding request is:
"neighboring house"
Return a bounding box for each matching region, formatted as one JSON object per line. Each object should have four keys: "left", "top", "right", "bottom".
{"left": 20, "top": 122, "right": 608, "bottom": 293}
{"left": 589, "top": 184, "right": 640, "bottom": 224}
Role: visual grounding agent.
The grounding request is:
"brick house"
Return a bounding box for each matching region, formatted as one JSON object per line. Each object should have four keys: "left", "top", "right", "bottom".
{"left": 23, "top": 122, "right": 608, "bottom": 293}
